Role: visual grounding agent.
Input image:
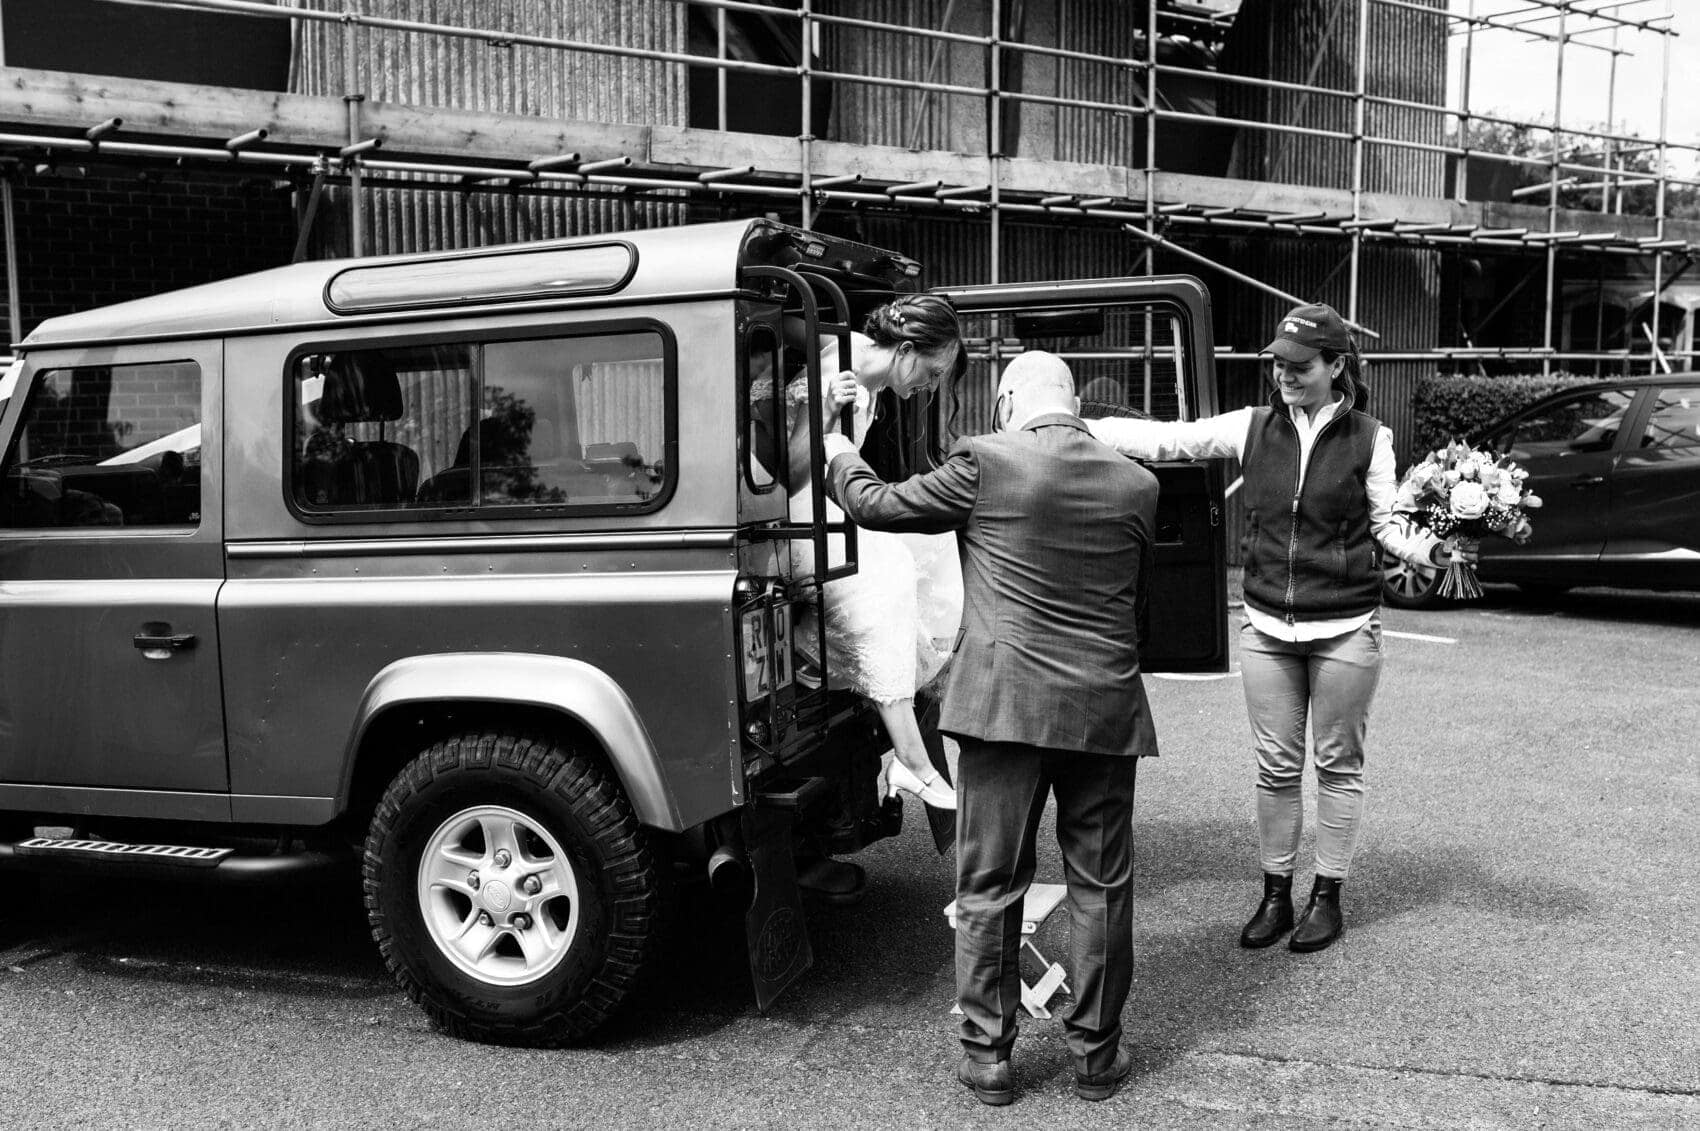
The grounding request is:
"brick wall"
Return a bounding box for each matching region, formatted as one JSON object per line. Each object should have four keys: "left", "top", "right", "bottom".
{"left": 1, "top": 169, "right": 296, "bottom": 342}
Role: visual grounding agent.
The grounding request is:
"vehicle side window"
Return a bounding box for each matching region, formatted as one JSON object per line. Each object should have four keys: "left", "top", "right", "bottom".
{"left": 1502, "top": 389, "right": 1635, "bottom": 460}
{"left": 0, "top": 360, "right": 202, "bottom": 529}
{"left": 1638, "top": 387, "right": 1700, "bottom": 456}
{"left": 743, "top": 323, "right": 785, "bottom": 492}
{"left": 477, "top": 334, "right": 668, "bottom": 508}
{"left": 291, "top": 330, "right": 671, "bottom": 516}
{"left": 293, "top": 344, "right": 473, "bottom": 511}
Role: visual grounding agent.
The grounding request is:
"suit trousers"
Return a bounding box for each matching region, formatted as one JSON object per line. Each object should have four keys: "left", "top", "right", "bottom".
{"left": 954, "top": 737, "right": 1139, "bottom": 1074}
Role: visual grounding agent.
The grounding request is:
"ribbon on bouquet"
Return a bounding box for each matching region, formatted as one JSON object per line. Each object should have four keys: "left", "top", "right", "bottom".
{"left": 1435, "top": 536, "right": 1483, "bottom": 600}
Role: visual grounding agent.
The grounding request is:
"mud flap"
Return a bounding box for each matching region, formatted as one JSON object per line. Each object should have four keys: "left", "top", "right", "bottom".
{"left": 742, "top": 806, "right": 814, "bottom": 1013}
{"left": 916, "top": 686, "right": 956, "bottom": 855}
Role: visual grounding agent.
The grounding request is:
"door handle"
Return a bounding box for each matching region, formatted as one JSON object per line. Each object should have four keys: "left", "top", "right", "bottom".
{"left": 133, "top": 630, "right": 196, "bottom": 659}
{"left": 1568, "top": 474, "right": 1606, "bottom": 487}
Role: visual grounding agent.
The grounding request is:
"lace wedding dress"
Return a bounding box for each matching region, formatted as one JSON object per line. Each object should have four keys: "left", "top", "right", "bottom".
{"left": 783, "top": 337, "right": 964, "bottom": 703}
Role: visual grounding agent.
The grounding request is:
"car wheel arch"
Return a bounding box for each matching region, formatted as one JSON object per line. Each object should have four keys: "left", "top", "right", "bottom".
{"left": 335, "top": 653, "right": 684, "bottom": 834}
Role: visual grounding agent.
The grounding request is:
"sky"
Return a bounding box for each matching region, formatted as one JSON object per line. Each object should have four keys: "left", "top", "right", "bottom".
{"left": 1446, "top": 1, "right": 1700, "bottom": 168}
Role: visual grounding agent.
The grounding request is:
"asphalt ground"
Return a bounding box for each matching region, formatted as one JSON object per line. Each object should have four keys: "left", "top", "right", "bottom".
{"left": 1, "top": 583, "right": 1697, "bottom": 1129}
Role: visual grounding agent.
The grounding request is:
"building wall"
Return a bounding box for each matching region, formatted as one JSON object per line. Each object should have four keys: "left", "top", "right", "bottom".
{"left": 822, "top": 0, "right": 1145, "bottom": 166}
{"left": 286, "top": 0, "right": 689, "bottom": 256}
{"left": 1, "top": 172, "right": 294, "bottom": 341}
{"left": 1221, "top": 0, "right": 1447, "bottom": 194}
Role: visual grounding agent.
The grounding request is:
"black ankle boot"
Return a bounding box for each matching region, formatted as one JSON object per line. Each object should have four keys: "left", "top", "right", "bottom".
{"left": 1289, "top": 876, "right": 1344, "bottom": 952}
{"left": 1238, "top": 872, "right": 1294, "bottom": 948}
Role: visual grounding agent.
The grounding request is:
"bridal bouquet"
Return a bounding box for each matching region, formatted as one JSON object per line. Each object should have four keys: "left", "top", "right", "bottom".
{"left": 1394, "top": 441, "right": 1541, "bottom": 599}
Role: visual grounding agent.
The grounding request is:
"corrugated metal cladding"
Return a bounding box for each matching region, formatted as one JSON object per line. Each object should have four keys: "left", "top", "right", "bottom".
{"left": 285, "top": 0, "right": 688, "bottom": 254}
{"left": 1218, "top": 0, "right": 1447, "bottom": 194}
{"left": 821, "top": 0, "right": 987, "bottom": 153}
{"left": 821, "top": 0, "right": 1137, "bottom": 163}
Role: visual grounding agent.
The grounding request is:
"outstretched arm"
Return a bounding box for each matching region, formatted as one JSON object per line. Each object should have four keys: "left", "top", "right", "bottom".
{"left": 823, "top": 433, "right": 979, "bottom": 534}
{"left": 1087, "top": 408, "right": 1255, "bottom": 461}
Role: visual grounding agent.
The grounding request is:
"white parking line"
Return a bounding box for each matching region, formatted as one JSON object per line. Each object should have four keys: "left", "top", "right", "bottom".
{"left": 1384, "top": 629, "right": 1457, "bottom": 644}
{"left": 1152, "top": 670, "right": 1243, "bottom": 681}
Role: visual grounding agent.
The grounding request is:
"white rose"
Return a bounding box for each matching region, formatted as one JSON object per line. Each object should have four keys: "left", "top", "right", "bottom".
{"left": 1443, "top": 468, "right": 1462, "bottom": 487}
{"left": 1495, "top": 479, "right": 1521, "bottom": 506}
{"left": 1449, "top": 480, "right": 1489, "bottom": 519}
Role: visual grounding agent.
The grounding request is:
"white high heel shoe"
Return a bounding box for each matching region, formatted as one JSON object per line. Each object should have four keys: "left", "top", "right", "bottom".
{"left": 887, "top": 759, "right": 958, "bottom": 810}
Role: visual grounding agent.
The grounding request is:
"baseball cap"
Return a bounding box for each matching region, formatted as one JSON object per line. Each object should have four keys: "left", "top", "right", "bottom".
{"left": 1262, "top": 303, "right": 1352, "bottom": 363}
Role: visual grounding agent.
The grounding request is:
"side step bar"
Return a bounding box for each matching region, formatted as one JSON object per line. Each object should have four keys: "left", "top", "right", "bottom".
{"left": 0, "top": 837, "right": 349, "bottom": 879}
{"left": 16, "top": 837, "right": 232, "bottom": 867}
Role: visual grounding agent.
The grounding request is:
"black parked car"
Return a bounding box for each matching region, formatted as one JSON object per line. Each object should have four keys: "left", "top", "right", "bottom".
{"left": 1383, "top": 376, "right": 1700, "bottom": 607}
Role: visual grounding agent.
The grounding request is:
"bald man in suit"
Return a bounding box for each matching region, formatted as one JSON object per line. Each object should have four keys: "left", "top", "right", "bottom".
{"left": 820, "top": 350, "right": 1160, "bottom": 1105}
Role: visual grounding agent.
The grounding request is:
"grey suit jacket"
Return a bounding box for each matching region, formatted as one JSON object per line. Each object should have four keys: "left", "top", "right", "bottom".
{"left": 826, "top": 412, "right": 1160, "bottom": 758}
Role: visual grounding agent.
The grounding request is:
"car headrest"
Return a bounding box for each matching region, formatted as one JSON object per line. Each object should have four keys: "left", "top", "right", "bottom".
{"left": 316, "top": 353, "right": 404, "bottom": 424}
{"left": 585, "top": 441, "right": 642, "bottom": 467}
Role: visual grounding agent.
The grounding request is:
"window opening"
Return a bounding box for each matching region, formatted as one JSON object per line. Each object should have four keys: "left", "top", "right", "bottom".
{"left": 292, "top": 330, "right": 670, "bottom": 516}
{"left": 0, "top": 359, "right": 202, "bottom": 528}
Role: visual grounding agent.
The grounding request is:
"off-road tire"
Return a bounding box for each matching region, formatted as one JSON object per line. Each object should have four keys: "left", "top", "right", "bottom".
{"left": 364, "top": 729, "right": 659, "bottom": 1046}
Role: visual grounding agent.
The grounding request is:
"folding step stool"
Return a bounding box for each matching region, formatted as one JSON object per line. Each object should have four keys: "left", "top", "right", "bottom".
{"left": 943, "top": 882, "right": 1071, "bottom": 1019}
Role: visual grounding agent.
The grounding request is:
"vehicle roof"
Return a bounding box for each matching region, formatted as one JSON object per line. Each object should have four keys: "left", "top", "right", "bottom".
{"left": 1529, "top": 374, "right": 1700, "bottom": 390}
{"left": 18, "top": 219, "right": 864, "bottom": 350}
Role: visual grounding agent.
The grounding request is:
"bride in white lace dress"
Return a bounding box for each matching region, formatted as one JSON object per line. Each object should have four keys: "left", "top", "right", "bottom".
{"left": 783, "top": 295, "right": 967, "bottom": 810}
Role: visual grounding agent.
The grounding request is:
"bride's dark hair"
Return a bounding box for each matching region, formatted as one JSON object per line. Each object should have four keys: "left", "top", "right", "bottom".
{"left": 863, "top": 294, "right": 968, "bottom": 383}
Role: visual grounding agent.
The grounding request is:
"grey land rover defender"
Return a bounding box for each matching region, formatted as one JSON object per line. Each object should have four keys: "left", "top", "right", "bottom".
{"left": 0, "top": 218, "right": 1227, "bottom": 1044}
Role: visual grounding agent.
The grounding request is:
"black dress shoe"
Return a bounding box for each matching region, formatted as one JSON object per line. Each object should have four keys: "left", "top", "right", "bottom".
{"left": 1074, "top": 1048, "right": 1132, "bottom": 1101}
{"left": 1239, "top": 872, "right": 1295, "bottom": 948}
{"left": 958, "top": 1056, "right": 1014, "bottom": 1106}
{"left": 1289, "top": 875, "right": 1344, "bottom": 952}
{"left": 795, "top": 855, "right": 866, "bottom": 906}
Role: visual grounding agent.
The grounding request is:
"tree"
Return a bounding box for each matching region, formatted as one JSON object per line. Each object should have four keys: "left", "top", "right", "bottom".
{"left": 1452, "top": 118, "right": 1700, "bottom": 220}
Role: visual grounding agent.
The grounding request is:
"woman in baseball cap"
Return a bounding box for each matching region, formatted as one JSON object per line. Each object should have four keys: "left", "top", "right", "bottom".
{"left": 1086, "top": 302, "right": 1469, "bottom": 953}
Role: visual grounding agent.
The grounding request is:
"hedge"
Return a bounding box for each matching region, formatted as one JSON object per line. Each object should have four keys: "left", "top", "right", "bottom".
{"left": 1410, "top": 373, "right": 1602, "bottom": 456}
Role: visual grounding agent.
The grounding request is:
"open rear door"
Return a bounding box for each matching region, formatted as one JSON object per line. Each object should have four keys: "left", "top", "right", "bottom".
{"left": 933, "top": 276, "right": 1229, "bottom": 674}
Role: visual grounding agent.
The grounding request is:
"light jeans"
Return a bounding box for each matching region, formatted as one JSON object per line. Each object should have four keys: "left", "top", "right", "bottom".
{"left": 1238, "top": 616, "right": 1383, "bottom": 879}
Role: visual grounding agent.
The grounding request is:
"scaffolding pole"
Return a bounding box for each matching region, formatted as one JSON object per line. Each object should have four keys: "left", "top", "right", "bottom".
{"left": 0, "top": 0, "right": 1687, "bottom": 377}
